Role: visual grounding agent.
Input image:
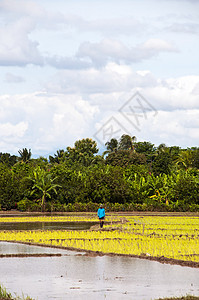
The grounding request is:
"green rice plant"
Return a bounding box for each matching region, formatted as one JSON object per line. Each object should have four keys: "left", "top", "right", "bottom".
{"left": 0, "top": 215, "right": 198, "bottom": 264}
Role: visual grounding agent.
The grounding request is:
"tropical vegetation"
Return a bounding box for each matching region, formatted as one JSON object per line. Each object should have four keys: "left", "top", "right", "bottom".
{"left": 0, "top": 136, "right": 198, "bottom": 212}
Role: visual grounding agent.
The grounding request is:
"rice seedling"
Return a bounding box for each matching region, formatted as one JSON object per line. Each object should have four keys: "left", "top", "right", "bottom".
{"left": 0, "top": 214, "right": 198, "bottom": 264}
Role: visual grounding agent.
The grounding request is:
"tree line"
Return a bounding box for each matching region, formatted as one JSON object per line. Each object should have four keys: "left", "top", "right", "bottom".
{"left": 0, "top": 135, "right": 198, "bottom": 212}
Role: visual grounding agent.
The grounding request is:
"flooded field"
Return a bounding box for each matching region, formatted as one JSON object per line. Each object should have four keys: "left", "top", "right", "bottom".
{"left": 0, "top": 221, "right": 96, "bottom": 231}
{"left": 0, "top": 242, "right": 199, "bottom": 300}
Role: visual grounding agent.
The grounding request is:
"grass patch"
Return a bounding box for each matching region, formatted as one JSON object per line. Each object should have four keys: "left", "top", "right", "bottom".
{"left": 0, "top": 284, "right": 33, "bottom": 300}
{"left": 0, "top": 284, "right": 12, "bottom": 299}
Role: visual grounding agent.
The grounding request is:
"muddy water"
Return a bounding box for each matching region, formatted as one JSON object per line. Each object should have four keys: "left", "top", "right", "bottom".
{"left": 0, "top": 241, "right": 76, "bottom": 255}
{"left": 0, "top": 242, "right": 199, "bottom": 300}
{"left": 0, "top": 221, "right": 96, "bottom": 231}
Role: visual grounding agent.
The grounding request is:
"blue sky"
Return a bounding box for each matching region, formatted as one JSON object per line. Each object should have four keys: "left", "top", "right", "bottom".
{"left": 0, "top": 0, "right": 199, "bottom": 157}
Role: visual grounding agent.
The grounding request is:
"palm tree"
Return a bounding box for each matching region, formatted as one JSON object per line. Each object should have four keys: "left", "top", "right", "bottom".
{"left": 18, "top": 148, "right": 32, "bottom": 163}
{"left": 49, "top": 149, "right": 65, "bottom": 164}
{"left": 156, "top": 143, "right": 167, "bottom": 154}
{"left": 175, "top": 150, "right": 193, "bottom": 170}
{"left": 118, "top": 135, "right": 136, "bottom": 151}
{"left": 29, "top": 167, "right": 61, "bottom": 212}
{"left": 103, "top": 138, "right": 119, "bottom": 156}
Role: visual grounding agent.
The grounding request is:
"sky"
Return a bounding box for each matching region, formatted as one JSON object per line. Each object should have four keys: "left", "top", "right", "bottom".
{"left": 0, "top": 0, "right": 199, "bottom": 157}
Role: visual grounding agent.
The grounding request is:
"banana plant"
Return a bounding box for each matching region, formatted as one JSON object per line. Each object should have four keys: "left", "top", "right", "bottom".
{"left": 29, "top": 167, "right": 61, "bottom": 212}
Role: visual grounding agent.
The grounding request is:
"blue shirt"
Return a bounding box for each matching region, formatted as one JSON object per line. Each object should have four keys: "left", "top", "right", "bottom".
{"left": 97, "top": 208, "right": 105, "bottom": 219}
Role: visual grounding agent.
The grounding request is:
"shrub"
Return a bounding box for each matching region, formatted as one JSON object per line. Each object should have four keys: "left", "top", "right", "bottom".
{"left": 17, "top": 198, "right": 33, "bottom": 211}
{"left": 173, "top": 173, "right": 199, "bottom": 205}
{"left": 17, "top": 198, "right": 41, "bottom": 212}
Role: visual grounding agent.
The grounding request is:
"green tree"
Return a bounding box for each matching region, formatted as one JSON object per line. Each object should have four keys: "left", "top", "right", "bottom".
{"left": 134, "top": 141, "right": 156, "bottom": 155}
{"left": 152, "top": 152, "right": 172, "bottom": 175}
{"left": 65, "top": 138, "right": 99, "bottom": 166}
{"left": 175, "top": 150, "right": 194, "bottom": 169}
{"left": 105, "top": 149, "right": 146, "bottom": 167}
{"left": 0, "top": 152, "right": 17, "bottom": 167}
{"left": 29, "top": 167, "right": 61, "bottom": 212}
{"left": 11, "top": 162, "right": 33, "bottom": 204}
{"left": 78, "top": 165, "right": 132, "bottom": 204}
{"left": 50, "top": 164, "right": 81, "bottom": 204}
{"left": 49, "top": 149, "right": 65, "bottom": 164}
{"left": 134, "top": 141, "right": 156, "bottom": 163}
{"left": 103, "top": 138, "right": 119, "bottom": 156}
{"left": 0, "top": 165, "right": 15, "bottom": 210}
{"left": 172, "top": 169, "right": 199, "bottom": 206}
{"left": 192, "top": 148, "right": 199, "bottom": 169}
{"left": 156, "top": 143, "right": 167, "bottom": 154}
{"left": 18, "top": 148, "right": 32, "bottom": 163}
{"left": 118, "top": 135, "right": 136, "bottom": 150}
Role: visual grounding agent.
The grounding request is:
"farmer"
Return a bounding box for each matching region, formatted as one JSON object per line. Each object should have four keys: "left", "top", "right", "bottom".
{"left": 97, "top": 204, "right": 105, "bottom": 228}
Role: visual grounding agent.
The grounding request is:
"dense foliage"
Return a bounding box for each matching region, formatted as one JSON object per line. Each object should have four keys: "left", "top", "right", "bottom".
{"left": 0, "top": 136, "right": 198, "bottom": 212}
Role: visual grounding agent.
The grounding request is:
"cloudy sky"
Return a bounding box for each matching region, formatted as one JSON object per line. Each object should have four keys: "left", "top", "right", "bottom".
{"left": 0, "top": 0, "right": 199, "bottom": 157}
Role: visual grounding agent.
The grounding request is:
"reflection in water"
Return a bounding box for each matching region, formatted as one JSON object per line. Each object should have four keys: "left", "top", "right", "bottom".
{"left": 0, "top": 242, "right": 199, "bottom": 300}
{"left": 0, "top": 221, "right": 96, "bottom": 231}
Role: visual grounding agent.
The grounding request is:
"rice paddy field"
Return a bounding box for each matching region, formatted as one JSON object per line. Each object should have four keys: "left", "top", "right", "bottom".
{"left": 0, "top": 213, "right": 199, "bottom": 267}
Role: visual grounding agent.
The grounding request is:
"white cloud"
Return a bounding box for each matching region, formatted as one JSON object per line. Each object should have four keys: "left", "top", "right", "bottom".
{"left": 0, "top": 0, "right": 43, "bottom": 17}
{"left": 192, "top": 82, "right": 199, "bottom": 95}
{"left": 45, "top": 37, "right": 177, "bottom": 69}
{"left": 142, "top": 39, "right": 177, "bottom": 52}
{"left": 44, "top": 63, "right": 158, "bottom": 94}
{"left": 94, "top": 107, "right": 199, "bottom": 149}
{"left": 0, "top": 18, "right": 43, "bottom": 66}
{"left": 167, "top": 22, "right": 199, "bottom": 34}
{"left": 0, "top": 121, "right": 28, "bottom": 138}
{"left": 77, "top": 38, "right": 178, "bottom": 66}
{"left": 0, "top": 68, "right": 198, "bottom": 155}
{"left": 0, "top": 0, "right": 63, "bottom": 27}
{"left": 0, "top": 0, "right": 198, "bottom": 155}
{"left": 77, "top": 16, "right": 147, "bottom": 36}
{"left": 145, "top": 109, "right": 199, "bottom": 147}
{"left": 0, "top": 92, "right": 99, "bottom": 155}
{"left": 45, "top": 55, "right": 92, "bottom": 70}
{"left": 0, "top": 0, "right": 147, "bottom": 36}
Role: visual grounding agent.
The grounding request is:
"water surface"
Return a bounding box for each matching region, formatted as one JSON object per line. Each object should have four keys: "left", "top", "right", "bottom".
{"left": 0, "top": 221, "right": 95, "bottom": 231}
{"left": 0, "top": 242, "right": 198, "bottom": 300}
